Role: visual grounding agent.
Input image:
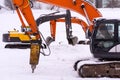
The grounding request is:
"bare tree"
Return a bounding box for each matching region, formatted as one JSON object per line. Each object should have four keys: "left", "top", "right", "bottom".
{"left": 4, "top": 0, "right": 13, "bottom": 10}
{"left": 106, "top": 0, "right": 120, "bottom": 8}
{"left": 96, "top": 0, "right": 102, "bottom": 8}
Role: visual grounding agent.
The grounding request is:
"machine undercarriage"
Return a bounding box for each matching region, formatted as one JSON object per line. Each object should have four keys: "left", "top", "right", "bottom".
{"left": 74, "top": 59, "right": 120, "bottom": 78}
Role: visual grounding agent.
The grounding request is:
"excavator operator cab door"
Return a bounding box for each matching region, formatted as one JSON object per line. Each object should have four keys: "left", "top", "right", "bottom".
{"left": 90, "top": 19, "right": 120, "bottom": 59}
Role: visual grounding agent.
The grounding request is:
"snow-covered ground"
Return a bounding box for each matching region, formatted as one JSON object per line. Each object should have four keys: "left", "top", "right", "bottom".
{"left": 0, "top": 8, "right": 120, "bottom": 80}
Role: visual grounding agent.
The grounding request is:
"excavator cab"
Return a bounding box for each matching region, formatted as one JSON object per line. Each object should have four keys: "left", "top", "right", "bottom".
{"left": 90, "top": 19, "right": 120, "bottom": 59}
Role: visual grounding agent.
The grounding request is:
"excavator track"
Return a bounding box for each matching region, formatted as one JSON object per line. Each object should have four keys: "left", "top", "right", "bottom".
{"left": 78, "top": 62, "right": 120, "bottom": 78}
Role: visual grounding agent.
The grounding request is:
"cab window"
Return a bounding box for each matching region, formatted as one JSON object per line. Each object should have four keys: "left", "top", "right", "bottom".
{"left": 96, "top": 23, "right": 114, "bottom": 39}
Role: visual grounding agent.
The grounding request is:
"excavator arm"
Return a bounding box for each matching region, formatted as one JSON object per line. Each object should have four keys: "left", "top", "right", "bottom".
{"left": 36, "top": 10, "right": 88, "bottom": 45}
{"left": 13, "top": 0, "right": 40, "bottom": 39}
{"left": 13, "top": 0, "right": 43, "bottom": 73}
{"left": 46, "top": 17, "right": 88, "bottom": 45}
{"left": 3, "top": 0, "right": 43, "bottom": 73}
{"left": 37, "top": 0, "right": 102, "bottom": 32}
{"left": 55, "top": 17, "right": 88, "bottom": 32}
{"left": 3, "top": 0, "right": 41, "bottom": 43}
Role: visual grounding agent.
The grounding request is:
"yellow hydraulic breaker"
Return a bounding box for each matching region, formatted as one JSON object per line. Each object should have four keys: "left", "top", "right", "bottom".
{"left": 30, "top": 43, "right": 40, "bottom": 73}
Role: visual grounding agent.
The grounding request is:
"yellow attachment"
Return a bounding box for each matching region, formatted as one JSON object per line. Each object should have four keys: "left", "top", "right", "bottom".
{"left": 30, "top": 43, "right": 40, "bottom": 65}
{"left": 9, "top": 30, "right": 37, "bottom": 41}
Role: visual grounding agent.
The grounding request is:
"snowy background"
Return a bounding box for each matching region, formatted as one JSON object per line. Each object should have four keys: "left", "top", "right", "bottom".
{"left": 1, "top": 1, "right": 120, "bottom": 80}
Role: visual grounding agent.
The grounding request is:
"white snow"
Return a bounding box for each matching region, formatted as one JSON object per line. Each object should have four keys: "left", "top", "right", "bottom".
{"left": 0, "top": 0, "right": 4, "bottom": 5}
{"left": 0, "top": 8, "right": 120, "bottom": 80}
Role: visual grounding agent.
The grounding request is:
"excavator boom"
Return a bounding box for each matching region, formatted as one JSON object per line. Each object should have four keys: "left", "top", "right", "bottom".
{"left": 37, "top": 0, "right": 102, "bottom": 26}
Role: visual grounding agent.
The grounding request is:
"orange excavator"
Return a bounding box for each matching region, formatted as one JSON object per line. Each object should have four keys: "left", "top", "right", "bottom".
{"left": 3, "top": 0, "right": 120, "bottom": 77}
